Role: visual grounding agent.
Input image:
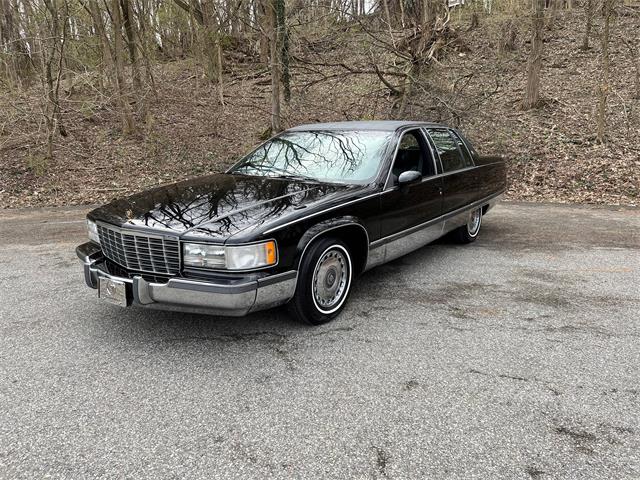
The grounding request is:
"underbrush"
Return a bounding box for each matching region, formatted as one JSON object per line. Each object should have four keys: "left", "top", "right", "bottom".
{"left": 0, "top": 10, "right": 638, "bottom": 208}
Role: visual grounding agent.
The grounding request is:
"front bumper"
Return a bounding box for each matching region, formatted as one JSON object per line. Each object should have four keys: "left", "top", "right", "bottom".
{"left": 76, "top": 242, "right": 297, "bottom": 316}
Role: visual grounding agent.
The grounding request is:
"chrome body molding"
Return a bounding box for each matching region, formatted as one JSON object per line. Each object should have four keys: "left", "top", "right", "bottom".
{"left": 76, "top": 243, "right": 297, "bottom": 317}
{"left": 384, "top": 222, "right": 445, "bottom": 265}
{"left": 364, "top": 192, "right": 503, "bottom": 271}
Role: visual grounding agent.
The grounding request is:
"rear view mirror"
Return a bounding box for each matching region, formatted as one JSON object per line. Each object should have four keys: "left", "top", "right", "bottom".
{"left": 398, "top": 170, "right": 422, "bottom": 185}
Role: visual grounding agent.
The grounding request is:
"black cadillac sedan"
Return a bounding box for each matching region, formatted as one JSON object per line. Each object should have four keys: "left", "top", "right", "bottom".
{"left": 76, "top": 121, "right": 506, "bottom": 325}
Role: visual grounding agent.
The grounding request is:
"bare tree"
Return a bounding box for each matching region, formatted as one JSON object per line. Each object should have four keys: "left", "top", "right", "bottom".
{"left": 547, "top": 0, "right": 557, "bottom": 29}
{"left": 623, "top": 38, "right": 640, "bottom": 100}
{"left": 201, "top": 0, "right": 224, "bottom": 103}
{"left": 596, "top": 0, "right": 615, "bottom": 143}
{"left": 39, "top": 0, "right": 70, "bottom": 158}
{"left": 269, "top": 0, "right": 281, "bottom": 132}
{"left": 121, "top": 0, "right": 141, "bottom": 90}
{"left": 498, "top": 19, "right": 518, "bottom": 53}
{"left": 112, "top": 0, "right": 135, "bottom": 134}
{"left": 276, "top": 0, "right": 290, "bottom": 103}
{"left": 172, "top": 0, "right": 224, "bottom": 104}
{"left": 523, "top": 0, "right": 545, "bottom": 109}
{"left": 88, "top": 0, "right": 116, "bottom": 90}
{"left": 581, "top": 0, "right": 593, "bottom": 50}
{"left": 0, "top": 0, "right": 30, "bottom": 87}
{"left": 257, "top": 0, "right": 269, "bottom": 63}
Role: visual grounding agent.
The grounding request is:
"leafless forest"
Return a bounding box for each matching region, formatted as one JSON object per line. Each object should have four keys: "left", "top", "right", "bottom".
{"left": 0, "top": 0, "right": 638, "bottom": 207}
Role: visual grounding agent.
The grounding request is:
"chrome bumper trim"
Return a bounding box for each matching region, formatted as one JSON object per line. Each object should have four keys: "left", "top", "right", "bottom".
{"left": 76, "top": 243, "right": 297, "bottom": 316}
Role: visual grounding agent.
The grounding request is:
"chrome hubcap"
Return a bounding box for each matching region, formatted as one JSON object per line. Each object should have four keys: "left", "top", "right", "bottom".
{"left": 312, "top": 249, "right": 348, "bottom": 311}
{"left": 467, "top": 209, "right": 482, "bottom": 236}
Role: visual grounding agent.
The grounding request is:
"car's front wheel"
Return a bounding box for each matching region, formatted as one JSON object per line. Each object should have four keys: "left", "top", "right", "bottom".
{"left": 453, "top": 207, "right": 483, "bottom": 244}
{"left": 288, "top": 237, "right": 353, "bottom": 325}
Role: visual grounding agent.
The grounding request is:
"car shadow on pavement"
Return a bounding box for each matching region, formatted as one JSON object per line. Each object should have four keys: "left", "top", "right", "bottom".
{"left": 114, "top": 304, "right": 304, "bottom": 339}
{"left": 98, "top": 235, "right": 463, "bottom": 348}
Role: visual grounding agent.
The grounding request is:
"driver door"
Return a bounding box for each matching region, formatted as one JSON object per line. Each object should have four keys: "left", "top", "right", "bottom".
{"left": 378, "top": 129, "right": 443, "bottom": 243}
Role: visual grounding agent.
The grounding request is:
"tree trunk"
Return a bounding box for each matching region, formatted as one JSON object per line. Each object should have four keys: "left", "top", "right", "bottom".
{"left": 258, "top": 0, "right": 270, "bottom": 63}
{"left": 624, "top": 39, "right": 640, "bottom": 99}
{"left": 395, "top": 62, "right": 420, "bottom": 119}
{"left": 581, "top": 0, "right": 593, "bottom": 50}
{"left": 548, "top": 0, "right": 558, "bottom": 30}
{"left": 269, "top": 0, "right": 281, "bottom": 133}
{"left": 1, "top": 0, "right": 35, "bottom": 87}
{"left": 199, "top": 0, "right": 224, "bottom": 103}
{"left": 88, "top": 0, "right": 116, "bottom": 90}
{"left": 120, "top": 0, "right": 141, "bottom": 90}
{"left": 112, "top": 0, "right": 135, "bottom": 134}
{"left": 596, "top": 0, "right": 613, "bottom": 143}
{"left": 382, "top": 0, "right": 393, "bottom": 29}
{"left": 135, "top": 0, "right": 156, "bottom": 95}
{"left": 217, "top": 41, "right": 224, "bottom": 106}
{"left": 0, "top": 0, "right": 19, "bottom": 86}
{"left": 275, "top": 0, "right": 290, "bottom": 103}
{"left": 469, "top": 11, "right": 479, "bottom": 30}
{"left": 40, "top": 0, "right": 69, "bottom": 159}
{"left": 523, "top": 0, "right": 544, "bottom": 109}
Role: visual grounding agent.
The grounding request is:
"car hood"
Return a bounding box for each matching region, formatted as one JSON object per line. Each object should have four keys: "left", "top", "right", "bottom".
{"left": 89, "top": 173, "right": 356, "bottom": 240}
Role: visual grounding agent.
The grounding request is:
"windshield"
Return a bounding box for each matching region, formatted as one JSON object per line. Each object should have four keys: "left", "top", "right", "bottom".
{"left": 229, "top": 130, "right": 393, "bottom": 184}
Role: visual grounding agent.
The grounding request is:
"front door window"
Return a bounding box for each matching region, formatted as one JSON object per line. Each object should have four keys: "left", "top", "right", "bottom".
{"left": 390, "top": 130, "right": 434, "bottom": 184}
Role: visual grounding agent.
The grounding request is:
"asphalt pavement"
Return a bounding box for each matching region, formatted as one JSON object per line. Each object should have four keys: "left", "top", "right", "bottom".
{"left": 0, "top": 202, "right": 638, "bottom": 479}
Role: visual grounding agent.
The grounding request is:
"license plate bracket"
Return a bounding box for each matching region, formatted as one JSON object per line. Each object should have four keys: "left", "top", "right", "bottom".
{"left": 98, "top": 277, "right": 128, "bottom": 307}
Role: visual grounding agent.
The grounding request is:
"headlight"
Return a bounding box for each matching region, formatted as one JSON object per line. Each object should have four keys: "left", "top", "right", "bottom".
{"left": 87, "top": 219, "right": 100, "bottom": 244}
{"left": 183, "top": 243, "right": 226, "bottom": 268}
{"left": 182, "top": 241, "right": 277, "bottom": 270}
{"left": 226, "top": 242, "right": 277, "bottom": 270}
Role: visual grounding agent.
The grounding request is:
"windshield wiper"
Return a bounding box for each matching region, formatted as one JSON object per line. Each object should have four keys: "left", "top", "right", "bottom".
{"left": 231, "top": 164, "right": 319, "bottom": 183}
{"left": 273, "top": 173, "right": 320, "bottom": 183}
{"left": 252, "top": 165, "right": 318, "bottom": 182}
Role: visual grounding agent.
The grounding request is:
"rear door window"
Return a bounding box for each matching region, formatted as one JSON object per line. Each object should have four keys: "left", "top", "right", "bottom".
{"left": 454, "top": 130, "right": 479, "bottom": 160}
{"left": 427, "top": 129, "right": 473, "bottom": 173}
{"left": 449, "top": 130, "right": 475, "bottom": 167}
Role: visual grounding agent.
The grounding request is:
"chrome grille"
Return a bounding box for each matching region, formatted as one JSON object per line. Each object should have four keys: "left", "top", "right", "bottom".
{"left": 97, "top": 224, "right": 180, "bottom": 275}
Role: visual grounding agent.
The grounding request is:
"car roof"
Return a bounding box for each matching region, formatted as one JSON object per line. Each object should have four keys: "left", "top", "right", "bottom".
{"left": 286, "top": 120, "right": 448, "bottom": 132}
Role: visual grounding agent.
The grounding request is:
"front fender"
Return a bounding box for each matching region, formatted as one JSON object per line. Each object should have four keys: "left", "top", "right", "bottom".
{"left": 294, "top": 216, "right": 370, "bottom": 270}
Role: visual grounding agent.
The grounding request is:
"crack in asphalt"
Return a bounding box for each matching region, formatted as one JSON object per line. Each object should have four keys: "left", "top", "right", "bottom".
{"left": 372, "top": 445, "right": 390, "bottom": 478}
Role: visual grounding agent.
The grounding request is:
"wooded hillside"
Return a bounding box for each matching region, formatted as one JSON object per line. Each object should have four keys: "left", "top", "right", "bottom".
{"left": 1, "top": 0, "right": 638, "bottom": 207}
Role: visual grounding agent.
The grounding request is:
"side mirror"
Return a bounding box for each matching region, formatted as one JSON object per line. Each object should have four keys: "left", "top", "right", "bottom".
{"left": 398, "top": 170, "right": 422, "bottom": 185}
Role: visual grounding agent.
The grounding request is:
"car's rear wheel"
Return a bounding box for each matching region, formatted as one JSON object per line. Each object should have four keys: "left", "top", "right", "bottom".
{"left": 288, "top": 237, "right": 353, "bottom": 325}
{"left": 453, "top": 207, "right": 482, "bottom": 244}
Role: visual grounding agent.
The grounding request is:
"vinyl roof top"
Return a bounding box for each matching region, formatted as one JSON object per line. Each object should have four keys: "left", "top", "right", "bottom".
{"left": 286, "top": 120, "right": 447, "bottom": 132}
